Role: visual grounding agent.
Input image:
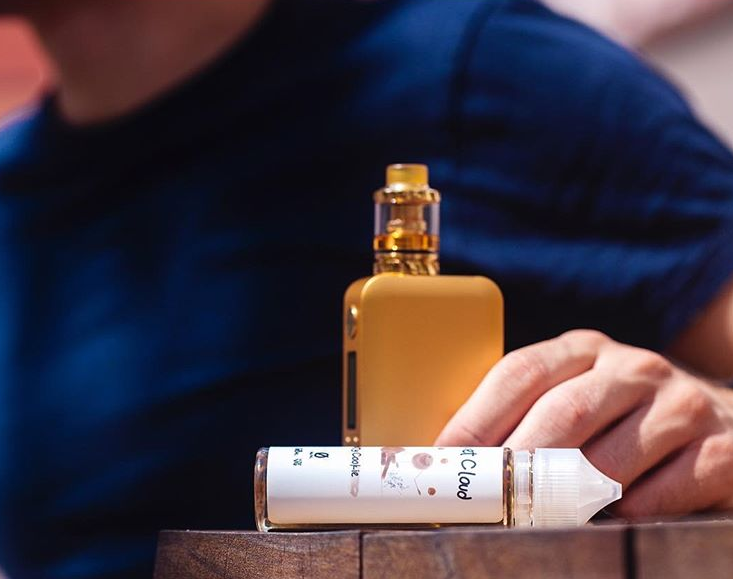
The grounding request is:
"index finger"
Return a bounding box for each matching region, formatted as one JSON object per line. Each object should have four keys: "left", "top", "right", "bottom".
{"left": 435, "top": 330, "right": 607, "bottom": 446}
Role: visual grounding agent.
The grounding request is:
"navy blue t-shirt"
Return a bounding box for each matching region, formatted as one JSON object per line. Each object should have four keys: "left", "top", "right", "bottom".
{"left": 1, "top": 0, "right": 733, "bottom": 577}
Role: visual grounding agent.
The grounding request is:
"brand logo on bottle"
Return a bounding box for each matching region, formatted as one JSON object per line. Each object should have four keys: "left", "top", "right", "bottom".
{"left": 457, "top": 448, "right": 477, "bottom": 500}
{"left": 350, "top": 447, "right": 362, "bottom": 477}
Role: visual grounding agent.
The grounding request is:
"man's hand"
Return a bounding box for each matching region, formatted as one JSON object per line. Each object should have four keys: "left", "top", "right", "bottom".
{"left": 436, "top": 330, "right": 733, "bottom": 518}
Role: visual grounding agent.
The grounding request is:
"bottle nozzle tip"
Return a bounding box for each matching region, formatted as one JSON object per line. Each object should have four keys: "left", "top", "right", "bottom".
{"left": 532, "top": 448, "right": 623, "bottom": 527}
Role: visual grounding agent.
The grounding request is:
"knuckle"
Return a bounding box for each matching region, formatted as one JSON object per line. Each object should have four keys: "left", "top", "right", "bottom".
{"left": 718, "top": 432, "right": 733, "bottom": 456}
{"left": 664, "top": 381, "right": 714, "bottom": 430}
{"left": 701, "top": 432, "right": 733, "bottom": 464}
{"left": 694, "top": 435, "right": 733, "bottom": 505}
{"left": 559, "top": 390, "right": 590, "bottom": 433}
{"left": 627, "top": 350, "right": 673, "bottom": 382}
{"left": 540, "top": 388, "right": 591, "bottom": 439}
{"left": 682, "top": 386, "right": 713, "bottom": 425}
{"left": 560, "top": 329, "right": 609, "bottom": 346}
{"left": 498, "top": 349, "right": 550, "bottom": 395}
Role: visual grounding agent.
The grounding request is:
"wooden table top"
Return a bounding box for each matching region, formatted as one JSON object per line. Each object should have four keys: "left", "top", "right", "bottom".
{"left": 153, "top": 516, "right": 733, "bottom": 579}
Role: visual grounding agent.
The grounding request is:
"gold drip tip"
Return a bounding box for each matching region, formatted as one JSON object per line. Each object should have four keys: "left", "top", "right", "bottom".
{"left": 386, "top": 164, "right": 429, "bottom": 188}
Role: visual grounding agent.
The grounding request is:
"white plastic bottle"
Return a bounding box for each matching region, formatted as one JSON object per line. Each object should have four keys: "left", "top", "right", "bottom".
{"left": 254, "top": 446, "right": 622, "bottom": 531}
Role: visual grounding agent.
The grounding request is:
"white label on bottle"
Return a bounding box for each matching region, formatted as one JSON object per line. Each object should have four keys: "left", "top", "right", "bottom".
{"left": 267, "top": 447, "right": 504, "bottom": 524}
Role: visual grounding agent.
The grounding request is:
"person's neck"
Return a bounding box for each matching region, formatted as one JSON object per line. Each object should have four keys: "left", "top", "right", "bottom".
{"left": 30, "top": 0, "right": 272, "bottom": 125}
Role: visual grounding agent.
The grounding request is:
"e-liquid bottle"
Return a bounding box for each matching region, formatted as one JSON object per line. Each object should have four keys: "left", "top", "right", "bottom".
{"left": 254, "top": 446, "right": 622, "bottom": 531}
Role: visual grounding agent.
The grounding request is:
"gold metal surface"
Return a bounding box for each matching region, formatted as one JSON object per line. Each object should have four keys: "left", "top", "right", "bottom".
{"left": 373, "top": 252, "right": 439, "bottom": 275}
{"left": 373, "top": 185, "right": 440, "bottom": 205}
{"left": 342, "top": 274, "right": 504, "bottom": 446}
{"left": 346, "top": 305, "right": 358, "bottom": 339}
{"left": 373, "top": 163, "right": 441, "bottom": 275}
{"left": 386, "top": 164, "right": 428, "bottom": 188}
{"left": 373, "top": 233, "right": 439, "bottom": 253}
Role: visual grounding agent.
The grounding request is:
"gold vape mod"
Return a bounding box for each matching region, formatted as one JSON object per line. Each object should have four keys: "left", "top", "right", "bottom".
{"left": 342, "top": 165, "right": 504, "bottom": 446}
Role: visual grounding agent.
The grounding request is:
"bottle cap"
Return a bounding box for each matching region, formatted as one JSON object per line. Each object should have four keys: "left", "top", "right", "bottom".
{"left": 532, "top": 448, "right": 622, "bottom": 527}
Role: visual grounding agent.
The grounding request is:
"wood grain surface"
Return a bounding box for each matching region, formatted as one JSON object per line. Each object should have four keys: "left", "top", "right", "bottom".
{"left": 154, "top": 530, "right": 360, "bottom": 579}
{"left": 362, "top": 526, "right": 625, "bottom": 579}
{"left": 634, "top": 519, "right": 733, "bottom": 579}
{"left": 154, "top": 517, "right": 733, "bottom": 579}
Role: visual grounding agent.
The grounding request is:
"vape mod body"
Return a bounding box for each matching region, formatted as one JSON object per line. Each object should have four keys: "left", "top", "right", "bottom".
{"left": 343, "top": 274, "right": 503, "bottom": 445}
{"left": 342, "top": 164, "right": 504, "bottom": 446}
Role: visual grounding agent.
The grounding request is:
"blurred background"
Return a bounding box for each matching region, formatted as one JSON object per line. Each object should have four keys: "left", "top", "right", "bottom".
{"left": 0, "top": 19, "right": 51, "bottom": 120}
{"left": 546, "top": 0, "right": 733, "bottom": 148}
{"left": 8, "top": 2, "right": 732, "bottom": 146}
{"left": 644, "top": 6, "right": 733, "bottom": 148}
